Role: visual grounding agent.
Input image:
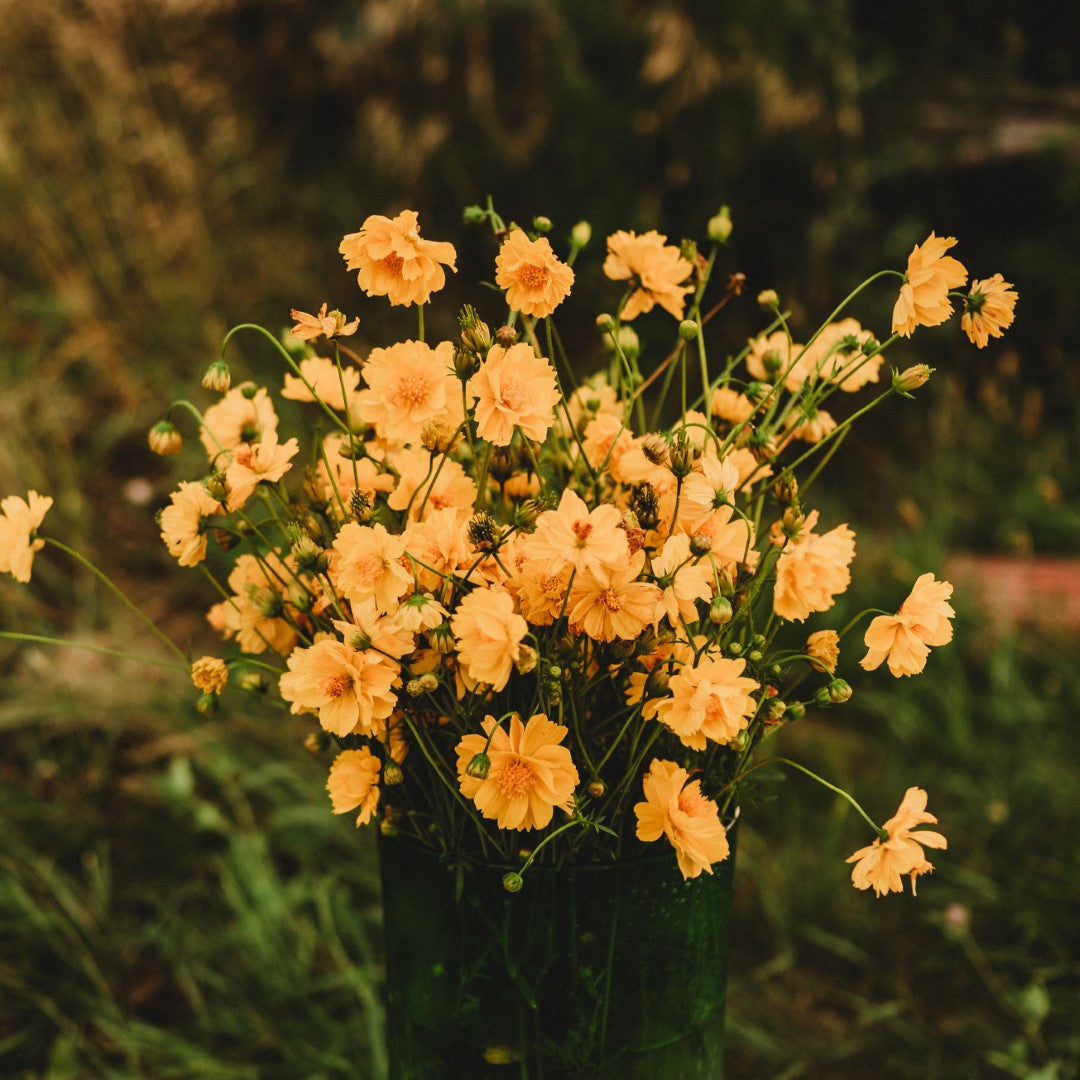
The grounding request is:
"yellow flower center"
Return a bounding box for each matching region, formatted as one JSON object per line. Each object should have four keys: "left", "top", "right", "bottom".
{"left": 600, "top": 588, "right": 624, "bottom": 612}
{"left": 319, "top": 671, "right": 354, "bottom": 699}
{"left": 389, "top": 373, "right": 432, "bottom": 409}
{"left": 497, "top": 377, "right": 529, "bottom": 414}
{"left": 677, "top": 784, "right": 712, "bottom": 818}
{"left": 350, "top": 553, "right": 386, "bottom": 587}
{"left": 703, "top": 695, "right": 728, "bottom": 726}
{"left": 517, "top": 263, "right": 548, "bottom": 290}
{"left": 492, "top": 758, "right": 535, "bottom": 798}
{"left": 381, "top": 253, "right": 404, "bottom": 276}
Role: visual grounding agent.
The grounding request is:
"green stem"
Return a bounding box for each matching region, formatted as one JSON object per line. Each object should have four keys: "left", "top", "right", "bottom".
{"left": 0, "top": 631, "right": 188, "bottom": 672}
{"left": 44, "top": 539, "right": 188, "bottom": 661}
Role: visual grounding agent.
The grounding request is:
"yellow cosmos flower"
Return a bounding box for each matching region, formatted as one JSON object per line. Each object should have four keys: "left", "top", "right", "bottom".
{"left": 339, "top": 209, "right": 457, "bottom": 307}
{"left": 891, "top": 232, "right": 968, "bottom": 337}
{"left": 567, "top": 550, "right": 662, "bottom": 643}
{"left": 289, "top": 302, "right": 359, "bottom": 341}
{"left": 494, "top": 228, "right": 575, "bottom": 318}
{"left": 847, "top": 787, "right": 947, "bottom": 897}
{"left": 456, "top": 713, "right": 579, "bottom": 831}
{"left": 860, "top": 573, "right": 955, "bottom": 677}
{"left": 0, "top": 491, "right": 53, "bottom": 583}
{"left": 634, "top": 759, "right": 730, "bottom": 880}
{"left": 160, "top": 482, "right": 222, "bottom": 568}
{"left": 652, "top": 655, "right": 759, "bottom": 751}
{"left": 773, "top": 510, "right": 856, "bottom": 622}
{"left": 466, "top": 342, "right": 560, "bottom": 447}
{"left": 281, "top": 356, "right": 361, "bottom": 412}
{"left": 603, "top": 230, "right": 694, "bottom": 320}
{"left": 961, "top": 274, "right": 1018, "bottom": 348}
{"left": 191, "top": 656, "right": 229, "bottom": 696}
{"left": 450, "top": 586, "right": 528, "bottom": 692}
{"left": 327, "top": 747, "right": 382, "bottom": 827}
{"left": 330, "top": 522, "right": 413, "bottom": 615}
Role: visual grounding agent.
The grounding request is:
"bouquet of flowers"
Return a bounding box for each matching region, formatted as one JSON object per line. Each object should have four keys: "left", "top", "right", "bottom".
{"left": 2, "top": 202, "right": 1017, "bottom": 902}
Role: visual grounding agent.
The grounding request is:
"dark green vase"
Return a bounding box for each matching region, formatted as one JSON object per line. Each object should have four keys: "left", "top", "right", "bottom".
{"left": 379, "top": 828, "right": 737, "bottom": 1079}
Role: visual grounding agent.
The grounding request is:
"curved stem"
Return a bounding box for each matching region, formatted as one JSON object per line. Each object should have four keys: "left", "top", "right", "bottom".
{"left": 0, "top": 631, "right": 188, "bottom": 672}
{"left": 44, "top": 539, "right": 188, "bottom": 661}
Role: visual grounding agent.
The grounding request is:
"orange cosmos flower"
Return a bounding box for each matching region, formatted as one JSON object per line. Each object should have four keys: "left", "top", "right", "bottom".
{"left": 206, "top": 552, "right": 299, "bottom": 655}
{"left": 289, "top": 302, "right": 359, "bottom": 341}
{"left": 357, "top": 340, "right": 461, "bottom": 445}
{"left": 279, "top": 637, "right": 398, "bottom": 737}
{"left": 786, "top": 407, "right": 837, "bottom": 445}
{"left": 199, "top": 386, "right": 279, "bottom": 459}
{"left": 495, "top": 228, "right": 575, "bottom": 318}
{"left": 773, "top": 510, "right": 856, "bottom": 622}
{"left": 567, "top": 550, "right": 662, "bottom": 642}
{"left": 800, "top": 318, "right": 881, "bottom": 392}
{"left": 467, "top": 342, "right": 559, "bottom": 446}
{"left": 528, "top": 489, "right": 629, "bottom": 578}
{"left": 846, "top": 786, "right": 947, "bottom": 897}
{"left": 388, "top": 448, "right": 477, "bottom": 522}
{"left": 160, "top": 482, "right": 222, "bottom": 568}
{"left": 282, "top": 356, "right": 362, "bottom": 412}
{"left": 806, "top": 629, "right": 840, "bottom": 673}
{"left": 327, "top": 747, "right": 382, "bottom": 827}
{"left": 634, "top": 759, "right": 730, "bottom": 880}
{"left": 331, "top": 522, "right": 413, "bottom": 614}
{"left": 450, "top": 586, "right": 528, "bottom": 691}
{"left": 651, "top": 533, "right": 714, "bottom": 629}
{"left": 961, "top": 274, "right": 1018, "bottom": 348}
{"left": 710, "top": 386, "right": 755, "bottom": 425}
{"left": 745, "top": 330, "right": 811, "bottom": 391}
{"left": 0, "top": 491, "right": 53, "bottom": 583}
{"left": 224, "top": 435, "right": 300, "bottom": 511}
{"left": 339, "top": 209, "right": 457, "bottom": 307}
{"left": 891, "top": 232, "right": 968, "bottom": 337}
{"left": 653, "top": 655, "right": 759, "bottom": 751}
{"left": 677, "top": 451, "right": 742, "bottom": 532}
{"left": 860, "top": 572, "right": 955, "bottom": 677}
{"left": 603, "top": 230, "right": 694, "bottom": 320}
{"left": 456, "top": 713, "right": 579, "bottom": 831}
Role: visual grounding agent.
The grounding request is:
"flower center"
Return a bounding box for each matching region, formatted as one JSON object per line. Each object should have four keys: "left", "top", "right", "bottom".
{"left": 232, "top": 445, "right": 256, "bottom": 468}
{"left": 703, "top": 694, "right": 729, "bottom": 726}
{"left": 389, "top": 372, "right": 432, "bottom": 409}
{"left": 600, "top": 588, "right": 624, "bottom": 612}
{"left": 350, "top": 552, "right": 386, "bottom": 587}
{"left": 497, "top": 377, "right": 529, "bottom": 414}
{"left": 381, "top": 253, "right": 404, "bottom": 276}
{"left": 492, "top": 758, "right": 535, "bottom": 798}
{"left": 517, "top": 263, "right": 548, "bottom": 290}
{"left": 319, "top": 671, "right": 354, "bottom": 699}
{"left": 677, "top": 784, "right": 712, "bottom": 818}
{"left": 571, "top": 520, "right": 593, "bottom": 545}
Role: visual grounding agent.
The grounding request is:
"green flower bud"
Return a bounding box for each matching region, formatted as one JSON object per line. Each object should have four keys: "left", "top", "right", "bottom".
{"left": 502, "top": 872, "right": 524, "bottom": 894}
{"left": 466, "top": 752, "right": 491, "bottom": 779}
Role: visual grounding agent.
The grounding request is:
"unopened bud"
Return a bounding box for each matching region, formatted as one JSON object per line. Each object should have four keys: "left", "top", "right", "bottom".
{"left": 757, "top": 289, "right": 779, "bottom": 309}
{"left": 827, "top": 678, "right": 852, "bottom": 704}
{"left": 463, "top": 204, "right": 486, "bottom": 224}
{"left": 421, "top": 419, "right": 457, "bottom": 455}
{"left": 773, "top": 475, "right": 798, "bottom": 505}
{"left": 513, "top": 500, "right": 540, "bottom": 530}
{"left": 202, "top": 359, "right": 232, "bottom": 392}
{"left": 709, "top": 596, "right": 733, "bottom": 625}
{"left": 893, "top": 364, "right": 933, "bottom": 395}
{"left": 689, "top": 532, "right": 713, "bottom": 558}
{"left": 678, "top": 320, "right": 699, "bottom": 341}
{"left": 644, "top": 666, "right": 671, "bottom": 697}
{"left": 195, "top": 692, "right": 217, "bottom": 716}
{"left": 349, "top": 629, "right": 372, "bottom": 651}
{"left": 427, "top": 622, "right": 454, "bottom": 654}
{"left": 495, "top": 325, "right": 517, "bottom": 348}
{"left": 406, "top": 679, "right": 425, "bottom": 698}
{"left": 744, "top": 381, "right": 772, "bottom": 404}
{"left": 466, "top": 752, "right": 491, "bottom": 779}
{"left": 570, "top": 220, "right": 592, "bottom": 249}
{"left": 148, "top": 420, "right": 182, "bottom": 456}
{"left": 669, "top": 432, "right": 694, "bottom": 478}
{"left": 595, "top": 313, "right": 616, "bottom": 334}
{"left": 707, "top": 206, "right": 733, "bottom": 244}
{"left": 763, "top": 698, "right": 787, "bottom": 722}
{"left": 292, "top": 536, "right": 327, "bottom": 574}
{"left": 514, "top": 644, "right": 539, "bottom": 675}
{"left": 239, "top": 381, "right": 258, "bottom": 400}
{"left": 502, "top": 872, "right": 524, "bottom": 894}
{"left": 453, "top": 345, "right": 481, "bottom": 381}
{"left": 785, "top": 702, "right": 806, "bottom": 721}
{"left": 383, "top": 761, "right": 404, "bottom": 786}
{"left": 587, "top": 778, "right": 606, "bottom": 798}
{"left": 418, "top": 673, "right": 439, "bottom": 693}
{"left": 458, "top": 305, "right": 492, "bottom": 355}
{"left": 532, "top": 215, "right": 552, "bottom": 234}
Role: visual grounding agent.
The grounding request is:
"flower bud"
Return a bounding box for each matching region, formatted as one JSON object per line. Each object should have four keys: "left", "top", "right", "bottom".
{"left": 406, "top": 678, "right": 425, "bottom": 698}
{"left": 772, "top": 475, "right": 798, "bottom": 505}
{"left": 495, "top": 325, "right": 518, "bottom": 348}
{"left": 513, "top": 500, "right": 540, "bottom": 530}
{"left": 191, "top": 656, "right": 229, "bottom": 696}
{"left": 806, "top": 629, "right": 839, "bottom": 674}
{"left": 763, "top": 697, "right": 787, "bottom": 722}
{"left": 570, "top": 220, "right": 592, "bottom": 249}
{"left": 427, "top": 622, "right": 454, "bottom": 654}
{"left": 532, "top": 215, "right": 552, "bottom": 234}
{"left": 707, "top": 206, "right": 733, "bottom": 243}
{"left": 744, "top": 381, "right": 772, "bottom": 404}
{"left": 349, "top": 629, "right": 372, "bottom": 651}
{"left": 785, "top": 702, "right": 806, "bottom": 721}
{"left": 292, "top": 536, "right": 327, "bottom": 575}
{"left": 709, "top": 596, "right": 733, "bottom": 625}
{"left": 458, "top": 304, "right": 492, "bottom": 355}
{"left": 595, "top": 313, "right": 616, "bottom": 334}
{"left": 502, "top": 872, "right": 524, "bottom": 894}
{"left": 195, "top": 692, "right": 217, "bottom": 716}
{"left": 757, "top": 289, "right": 779, "bottom": 309}
{"left": 453, "top": 344, "right": 481, "bottom": 381}
{"left": 379, "top": 817, "right": 398, "bottom": 836}
{"left": 678, "top": 319, "right": 699, "bottom": 341}
{"left": 644, "top": 665, "right": 671, "bottom": 697}
{"left": 466, "top": 752, "right": 491, "bottom": 779}
{"left": 383, "top": 761, "right": 404, "bottom": 786}
{"left": 239, "top": 381, "right": 258, "bottom": 400}
{"left": 587, "top": 778, "right": 606, "bottom": 798}
{"left": 827, "top": 678, "right": 853, "bottom": 704}
{"left": 418, "top": 673, "right": 440, "bottom": 693}
{"left": 238, "top": 670, "right": 266, "bottom": 693}
{"left": 148, "top": 420, "right": 182, "bottom": 456}
{"left": 689, "top": 532, "right": 714, "bottom": 558}
{"left": 463, "top": 204, "right": 486, "bottom": 223}
{"left": 668, "top": 432, "right": 694, "bottom": 478}
{"left": 202, "top": 359, "right": 232, "bottom": 392}
{"left": 893, "top": 364, "right": 933, "bottom": 395}
{"left": 514, "top": 644, "right": 539, "bottom": 675}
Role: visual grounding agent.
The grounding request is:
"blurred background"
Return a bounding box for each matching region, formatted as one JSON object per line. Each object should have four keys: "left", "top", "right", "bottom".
{"left": 1, "top": 2, "right": 1078, "bottom": 1077}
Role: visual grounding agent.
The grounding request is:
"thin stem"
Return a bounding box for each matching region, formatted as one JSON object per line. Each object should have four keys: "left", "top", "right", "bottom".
{"left": 0, "top": 631, "right": 188, "bottom": 673}
{"left": 44, "top": 539, "right": 187, "bottom": 661}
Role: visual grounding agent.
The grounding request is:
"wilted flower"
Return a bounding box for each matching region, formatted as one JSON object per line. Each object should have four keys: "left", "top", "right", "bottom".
{"left": 289, "top": 302, "right": 359, "bottom": 341}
